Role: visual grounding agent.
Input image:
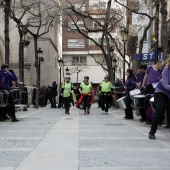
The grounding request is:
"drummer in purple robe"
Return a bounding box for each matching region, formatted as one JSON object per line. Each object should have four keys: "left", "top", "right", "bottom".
{"left": 149, "top": 56, "right": 170, "bottom": 139}
{"left": 139, "top": 60, "right": 165, "bottom": 123}
{"left": 124, "top": 69, "right": 136, "bottom": 119}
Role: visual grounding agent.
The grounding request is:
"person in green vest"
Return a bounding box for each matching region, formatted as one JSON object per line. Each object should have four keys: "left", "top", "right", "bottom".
{"left": 99, "top": 75, "right": 113, "bottom": 114}
{"left": 79, "top": 76, "right": 93, "bottom": 114}
{"left": 61, "top": 76, "right": 73, "bottom": 114}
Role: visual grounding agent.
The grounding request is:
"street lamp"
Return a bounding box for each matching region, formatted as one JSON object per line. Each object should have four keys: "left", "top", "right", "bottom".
{"left": 76, "top": 67, "right": 81, "bottom": 83}
{"left": 37, "top": 48, "right": 44, "bottom": 88}
{"left": 19, "top": 26, "right": 30, "bottom": 87}
{"left": 112, "top": 57, "right": 117, "bottom": 84}
{"left": 58, "top": 58, "right": 63, "bottom": 88}
{"left": 65, "top": 67, "right": 70, "bottom": 75}
{"left": 121, "top": 27, "right": 129, "bottom": 83}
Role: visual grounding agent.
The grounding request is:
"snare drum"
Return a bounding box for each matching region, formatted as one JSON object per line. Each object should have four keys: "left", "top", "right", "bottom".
{"left": 129, "top": 89, "right": 140, "bottom": 100}
{"left": 0, "top": 91, "right": 8, "bottom": 107}
{"left": 133, "top": 95, "right": 146, "bottom": 109}
{"left": 116, "top": 96, "right": 127, "bottom": 110}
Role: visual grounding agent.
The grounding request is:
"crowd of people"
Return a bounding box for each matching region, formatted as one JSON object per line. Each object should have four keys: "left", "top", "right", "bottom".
{"left": 1, "top": 56, "right": 170, "bottom": 141}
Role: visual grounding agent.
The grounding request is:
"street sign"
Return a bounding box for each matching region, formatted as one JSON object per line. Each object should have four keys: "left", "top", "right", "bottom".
{"left": 134, "top": 52, "right": 163, "bottom": 61}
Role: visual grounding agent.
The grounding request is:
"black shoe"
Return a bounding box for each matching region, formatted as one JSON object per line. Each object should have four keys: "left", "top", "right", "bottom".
{"left": 11, "top": 119, "right": 19, "bottom": 122}
{"left": 146, "top": 121, "right": 152, "bottom": 125}
{"left": 126, "top": 117, "right": 134, "bottom": 119}
{"left": 124, "top": 116, "right": 127, "bottom": 119}
{"left": 139, "top": 118, "right": 147, "bottom": 122}
{"left": 149, "top": 132, "right": 156, "bottom": 139}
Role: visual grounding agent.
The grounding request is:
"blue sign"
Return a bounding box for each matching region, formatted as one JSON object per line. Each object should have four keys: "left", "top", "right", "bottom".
{"left": 134, "top": 52, "right": 163, "bottom": 61}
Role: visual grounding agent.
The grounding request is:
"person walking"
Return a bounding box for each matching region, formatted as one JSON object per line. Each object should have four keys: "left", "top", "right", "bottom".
{"left": 124, "top": 69, "right": 136, "bottom": 119}
{"left": 99, "top": 75, "right": 113, "bottom": 114}
{"left": 61, "top": 76, "right": 73, "bottom": 114}
{"left": 149, "top": 56, "right": 170, "bottom": 139}
{"left": 0, "top": 64, "right": 19, "bottom": 122}
{"left": 78, "top": 76, "right": 93, "bottom": 114}
{"left": 51, "top": 81, "right": 57, "bottom": 108}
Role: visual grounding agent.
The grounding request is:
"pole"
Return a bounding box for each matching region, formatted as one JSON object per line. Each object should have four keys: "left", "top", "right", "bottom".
{"left": 154, "top": 0, "right": 159, "bottom": 64}
{"left": 113, "top": 68, "right": 115, "bottom": 84}
{"left": 59, "top": 66, "right": 61, "bottom": 89}
{"left": 123, "top": 41, "right": 126, "bottom": 83}
{"left": 21, "top": 43, "right": 24, "bottom": 85}
{"left": 76, "top": 72, "right": 78, "bottom": 83}
{"left": 38, "top": 59, "right": 40, "bottom": 89}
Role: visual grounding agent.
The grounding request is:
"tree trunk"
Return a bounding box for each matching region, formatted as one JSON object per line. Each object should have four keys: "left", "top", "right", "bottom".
{"left": 160, "top": 0, "right": 168, "bottom": 60}
{"left": 33, "top": 36, "right": 39, "bottom": 109}
{"left": 4, "top": 0, "right": 11, "bottom": 64}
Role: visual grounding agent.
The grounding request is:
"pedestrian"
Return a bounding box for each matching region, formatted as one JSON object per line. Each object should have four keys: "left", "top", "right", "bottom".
{"left": 149, "top": 56, "right": 170, "bottom": 139}
{"left": 61, "top": 76, "right": 73, "bottom": 114}
{"left": 99, "top": 75, "right": 113, "bottom": 114}
{"left": 78, "top": 76, "right": 93, "bottom": 114}
{"left": 0, "top": 64, "right": 19, "bottom": 122}
{"left": 124, "top": 69, "right": 136, "bottom": 119}
{"left": 51, "top": 80, "right": 57, "bottom": 108}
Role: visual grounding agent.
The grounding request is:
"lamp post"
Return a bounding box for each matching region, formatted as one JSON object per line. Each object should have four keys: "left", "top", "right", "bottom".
{"left": 19, "top": 26, "right": 30, "bottom": 86}
{"left": 37, "top": 48, "right": 44, "bottom": 89}
{"left": 76, "top": 68, "right": 81, "bottom": 83}
{"left": 121, "top": 28, "right": 129, "bottom": 83}
{"left": 112, "top": 58, "right": 117, "bottom": 84}
{"left": 58, "top": 58, "right": 63, "bottom": 88}
{"left": 65, "top": 67, "right": 70, "bottom": 76}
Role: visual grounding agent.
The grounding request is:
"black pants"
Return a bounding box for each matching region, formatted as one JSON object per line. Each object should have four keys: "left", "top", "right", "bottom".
{"left": 150, "top": 92, "right": 170, "bottom": 134}
{"left": 125, "top": 94, "right": 133, "bottom": 118}
{"left": 51, "top": 96, "right": 57, "bottom": 108}
{"left": 64, "top": 96, "right": 71, "bottom": 113}
{"left": 7, "top": 92, "right": 17, "bottom": 119}
{"left": 83, "top": 95, "right": 91, "bottom": 111}
{"left": 101, "top": 95, "right": 110, "bottom": 112}
{"left": 58, "top": 95, "right": 63, "bottom": 108}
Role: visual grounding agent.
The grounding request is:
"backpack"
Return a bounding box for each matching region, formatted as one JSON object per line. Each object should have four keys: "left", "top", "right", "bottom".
{"left": 0, "top": 70, "right": 5, "bottom": 90}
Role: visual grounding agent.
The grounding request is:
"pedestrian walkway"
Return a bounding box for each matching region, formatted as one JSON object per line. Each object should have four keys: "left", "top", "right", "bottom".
{"left": 0, "top": 104, "right": 170, "bottom": 170}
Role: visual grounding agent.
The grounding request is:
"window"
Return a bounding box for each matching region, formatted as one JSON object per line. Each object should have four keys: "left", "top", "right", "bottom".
{"left": 68, "top": 21, "right": 85, "bottom": 31}
{"left": 68, "top": 39, "right": 85, "bottom": 48}
{"left": 72, "top": 56, "right": 87, "bottom": 65}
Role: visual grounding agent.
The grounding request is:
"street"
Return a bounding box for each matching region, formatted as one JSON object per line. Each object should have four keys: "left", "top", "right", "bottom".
{"left": 0, "top": 104, "right": 170, "bottom": 170}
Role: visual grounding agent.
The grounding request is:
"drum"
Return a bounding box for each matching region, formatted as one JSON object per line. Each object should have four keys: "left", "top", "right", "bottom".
{"left": 133, "top": 95, "right": 146, "bottom": 109}
{"left": 0, "top": 91, "right": 8, "bottom": 107}
{"left": 116, "top": 96, "right": 126, "bottom": 110}
{"left": 129, "top": 89, "right": 140, "bottom": 100}
{"left": 149, "top": 97, "right": 155, "bottom": 112}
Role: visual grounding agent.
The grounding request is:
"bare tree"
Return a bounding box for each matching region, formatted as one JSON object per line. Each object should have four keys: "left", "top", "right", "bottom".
{"left": 9, "top": 0, "right": 61, "bottom": 108}
{"left": 61, "top": 0, "right": 125, "bottom": 84}
{"left": 115, "top": 0, "right": 155, "bottom": 66}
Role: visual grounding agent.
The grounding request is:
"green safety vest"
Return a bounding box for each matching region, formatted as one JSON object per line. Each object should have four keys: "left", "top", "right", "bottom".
{"left": 62, "top": 82, "right": 73, "bottom": 97}
{"left": 80, "top": 82, "right": 92, "bottom": 94}
{"left": 100, "top": 81, "right": 112, "bottom": 93}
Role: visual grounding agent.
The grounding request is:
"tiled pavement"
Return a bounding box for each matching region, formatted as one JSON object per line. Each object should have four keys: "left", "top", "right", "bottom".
{"left": 0, "top": 104, "right": 170, "bottom": 170}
